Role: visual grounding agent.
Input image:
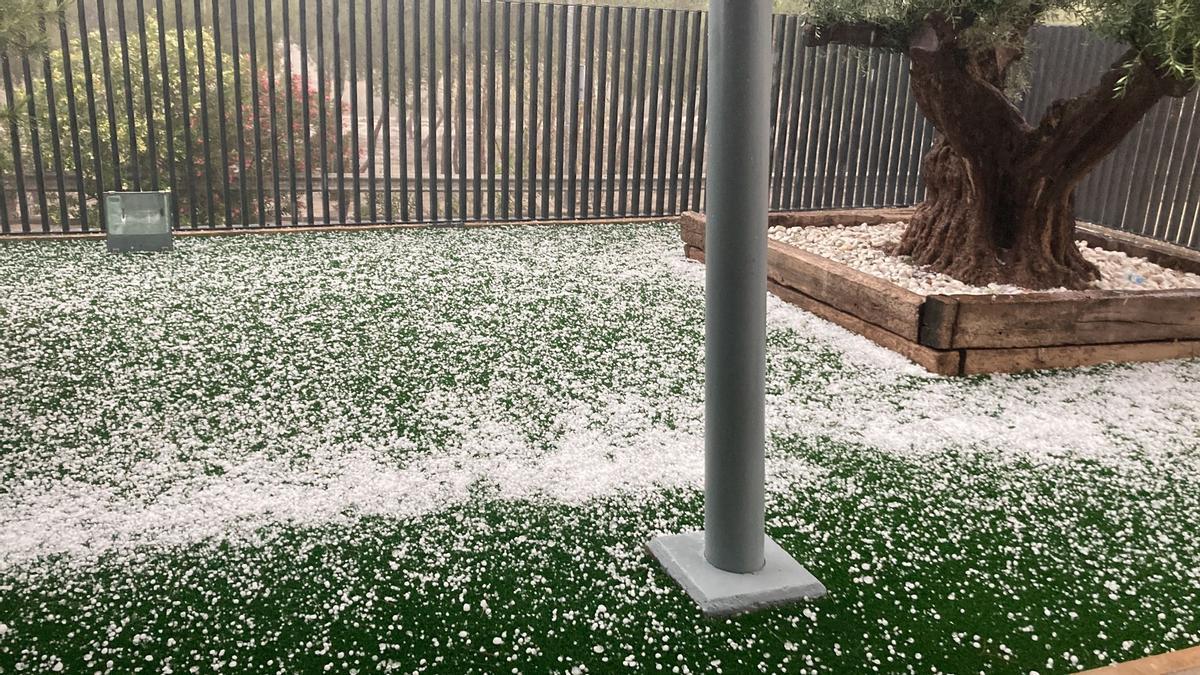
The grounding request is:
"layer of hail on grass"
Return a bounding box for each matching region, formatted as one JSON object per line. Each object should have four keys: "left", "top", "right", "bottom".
{"left": 0, "top": 222, "right": 1198, "bottom": 674}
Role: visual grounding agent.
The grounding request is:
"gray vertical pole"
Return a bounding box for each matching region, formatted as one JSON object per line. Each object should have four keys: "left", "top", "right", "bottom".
{"left": 648, "top": 0, "right": 823, "bottom": 618}
{"left": 703, "top": 0, "right": 771, "bottom": 574}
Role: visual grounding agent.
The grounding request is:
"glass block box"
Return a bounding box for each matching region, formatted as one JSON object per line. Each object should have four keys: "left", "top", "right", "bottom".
{"left": 104, "top": 191, "right": 173, "bottom": 252}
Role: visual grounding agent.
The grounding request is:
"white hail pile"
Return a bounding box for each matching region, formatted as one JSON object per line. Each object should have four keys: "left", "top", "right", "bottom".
{"left": 768, "top": 221, "right": 1200, "bottom": 295}
{"left": 0, "top": 224, "right": 1197, "bottom": 570}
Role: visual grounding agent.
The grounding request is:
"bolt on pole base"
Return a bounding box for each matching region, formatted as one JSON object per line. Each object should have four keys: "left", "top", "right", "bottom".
{"left": 647, "top": 532, "right": 826, "bottom": 618}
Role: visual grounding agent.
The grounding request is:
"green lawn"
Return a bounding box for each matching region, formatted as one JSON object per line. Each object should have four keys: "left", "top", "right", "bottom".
{"left": 1, "top": 223, "right": 1198, "bottom": 674}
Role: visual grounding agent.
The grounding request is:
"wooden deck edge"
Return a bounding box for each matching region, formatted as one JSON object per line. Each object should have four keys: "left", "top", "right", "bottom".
{"left": 1079, "top": 644, "right": 1200, "bottom": 675}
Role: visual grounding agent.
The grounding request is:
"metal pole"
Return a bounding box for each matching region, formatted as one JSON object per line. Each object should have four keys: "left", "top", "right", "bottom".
{"left": 647, "top": 0, "right": 823, "bottom": 617}
{"left": 703, "top": 0, "right": 771, "bottom": 574}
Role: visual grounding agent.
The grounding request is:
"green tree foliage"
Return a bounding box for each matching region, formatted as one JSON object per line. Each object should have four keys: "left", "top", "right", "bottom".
{"left": 11, "top": 14, "right": 355, "bottom": 228}
{"left": 806, "top": 0, "right": 1199, "bottom": 92}
{"left": 0, "top": 0, "right": 59, "bottom": 52}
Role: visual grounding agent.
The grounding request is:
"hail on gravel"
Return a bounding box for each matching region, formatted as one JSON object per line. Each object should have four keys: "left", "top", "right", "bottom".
{"left": 768, "top": 221, "right": 1200, "bottom": 295}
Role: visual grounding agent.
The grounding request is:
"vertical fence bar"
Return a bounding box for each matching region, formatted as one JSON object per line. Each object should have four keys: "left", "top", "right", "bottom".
{"left": 555, "top": 4, "right": 571, "bottom": 219}
{"left": 301, "top": 0, "right": 316, "bottom": 225}
{"left": 174, "top": 0, "right": 197, "bottom": 227}
{"left": 333, "top": 0, "right": 346, "bottom": 221}
{"left": 412, "top": 0, "right": 424, "bottom": 221}
{"left": 210, "top": 0, "right": 233, "bottom": 226}
{"left": 471, "top": 0, "right": 481, "bottom": 221}
{"left": 365, "top": 0, "right": 377, "bottom": 222}
{"left": 96, "top": 0, "right": 124, "bottom": 192}
{"left": 457, "top": 0, "right": 467, "bottom": 223}
{"left": 524, "top": 3, "right": 537, "bottom": 218}
{"left": 317, "top": 0, "right": 332, "bottom": 224}
{"left": 39, "top": 18, "right": 70, "bottom": 230}
{"left": 284, "top": 0, "right": 300, "bottom": 224}
{"left": 861, "top": 47, "right": 886, "bottom": 206}
{"left": 115, "top": 0, "right": 142, "bottom": 190}
{"left": 2, "top": 56, "right": 30, "bottom": 232}
{"left": 20, "top": 54, "right": 50, "bottom": 231}
{"left": 396, "top": 0, "right": 410, "bottom": 222}
{"left": 878, "top": 53, "right": 905, "bottom": 207}
{"left": 617, "top": 8, "right": 635, "bottom": 215}
{"left": 572, "top": 5, "right": 590, "bottom": 219}
{"left": 893, "top": 61, "right": 918, "bottom": 205}
{"left": 76, "top": 1, "right": 106, "bottom": 229}
{"left": 780, "top": 24, "right": 810, "bottom": 209}
{"left": 427, "top": 0, "right": 438, "bottom": 223}
{"left": 769, "top": 17, "right": 795, "bottom": 209}
{"left": 134, "top": 0, "right": 157, "bottom": 191}
{"left": 193, "top": 0, "right": 217, "bottom": 225}
{"left": 831, "top": 50, "right": 861, "bottom": 206}
{"left": 349, "top": 0, "right": 361, "bottom": 223}
{"left": 500, "top": 0, "right": 511, "bottom": 220}
{"left": 230, "top": 0, "right": 250, "bottom": 225}
{"left": 606, "top": 7, "right": 626, "bottom": 217}
{"left": 658, "top": 11, "right": 679, "bottom": 215}
{"left": 1159, "top": 95, "right": 1200, "bottom": 243}
{"left": 679, "top": 12, "right": 701, "bottom": 213}
{"left": 59, "top": 9, "right": 89, "bottom": 230}
{"left": 472, "top": 0, "right": 482, "bottom": 221}
{"left": 513, "top": 1, "right": 524, "bottom": 219}
{"left": 630, "top": 10, "right": 650, "bottom": 216}
{"left": 487, "top": 0, "right": 497, "bottom": 221}
{"left": 666, "top": 11, "right": 689, "bottom": 214}
{"left": 802, "top": 47, "right": 831, "bottom": 208}
{"left": 690, "top": 12, "right": 709, "bottom": 211}
{"left": 442, "top": 0, "right": 453, "bottom": 222}
{"left": 381, "top": 0, "right": 392, "bottom": 223}
{"left": 820, "top": 47, "right": 849, "bottom": 207}
{"left": 852, "top": 49, "right": 883, "bottom": 207}
{"left": 641, "top": 10, "right": 663, "bottom": 216}
{"left": 1143, "top": 98, "right": 1183, "bottom": 238}
{"left": 586, "top": 5, "right": 607, "bottom": 218}
{"left": 552, "top": 4, "right": 566, "bottom": 220}
{"left": 486, "top": 0, "right": 496, "bottom": 220}
{"left": 767, "top": 16, "right": 785, "bottom": 208}
{"left": 265, "top": 0, "right": 282, "bottom": 225}
{"left": 540, "top": 3, "right": 554, "bottom": 219}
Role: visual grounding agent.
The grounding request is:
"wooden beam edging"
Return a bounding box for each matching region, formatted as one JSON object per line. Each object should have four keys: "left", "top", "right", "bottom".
{"left": 919, "top": 289, "right": 1200, "bottom": 349}
{"left": 680, "top": 211, "right": 926, "bottom": 341}
{"left": 1078, "top": 644, "right": 1200, "bottom": 675}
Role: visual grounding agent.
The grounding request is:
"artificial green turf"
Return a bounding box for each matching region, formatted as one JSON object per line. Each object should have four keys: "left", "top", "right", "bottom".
{"left": 1, "top": 223, "right": 1197, "bottom": 674}
{"left": 3, "top": 440, "right": 1197, "bottom": 674}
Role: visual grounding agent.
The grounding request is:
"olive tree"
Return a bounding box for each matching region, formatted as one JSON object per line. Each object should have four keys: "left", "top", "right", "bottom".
{"left": 805, "top": 1, "right": 1199, "bottom": 288}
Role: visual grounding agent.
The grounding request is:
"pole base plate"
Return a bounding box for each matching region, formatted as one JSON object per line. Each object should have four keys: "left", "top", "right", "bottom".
{"left": 647, "top": 531, "right": 826, "bottom": 617}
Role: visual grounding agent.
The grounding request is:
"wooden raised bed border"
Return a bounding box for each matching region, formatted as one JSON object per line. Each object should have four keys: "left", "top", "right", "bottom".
{"left": 681, "top": 210, "right": 1200, "bottom": 375}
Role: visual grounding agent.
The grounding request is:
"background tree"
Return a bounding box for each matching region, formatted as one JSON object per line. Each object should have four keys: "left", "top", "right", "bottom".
{"left": 805, "top": 0, "right": 1199, "bottom": 289}
{"left": 0, "top": 0, "right": 59, "bottom": 133}
{"left": 20, "top": 14, "right": 355, "bottom": 227}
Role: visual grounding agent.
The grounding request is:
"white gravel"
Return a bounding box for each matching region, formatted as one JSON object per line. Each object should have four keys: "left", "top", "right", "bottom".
{"left": 768, "top": 222, "right": 1200, "bottom": 295}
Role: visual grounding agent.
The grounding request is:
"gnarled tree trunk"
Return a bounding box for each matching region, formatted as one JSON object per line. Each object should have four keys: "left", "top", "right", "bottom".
{"left": 810, "top": 16, "right": 1193, "bottom": 290}
{"left": 894, "top": 137, "right": 1099, "bottom": 289}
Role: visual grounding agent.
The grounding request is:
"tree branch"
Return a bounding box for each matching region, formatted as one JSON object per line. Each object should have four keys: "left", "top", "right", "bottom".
{"left": 1027, "top": 50, "right": 1194, "bottom": 184}
{"left": 905, "top": 17, "right": 1029, "bottom": 166}
{"left": 801, "top": 21, "right": 907, "bottom": 51}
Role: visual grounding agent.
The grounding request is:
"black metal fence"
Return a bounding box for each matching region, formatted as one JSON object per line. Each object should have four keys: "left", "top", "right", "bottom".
{"left": 1, "top": 2, "right": 1198, "bottom": 249}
